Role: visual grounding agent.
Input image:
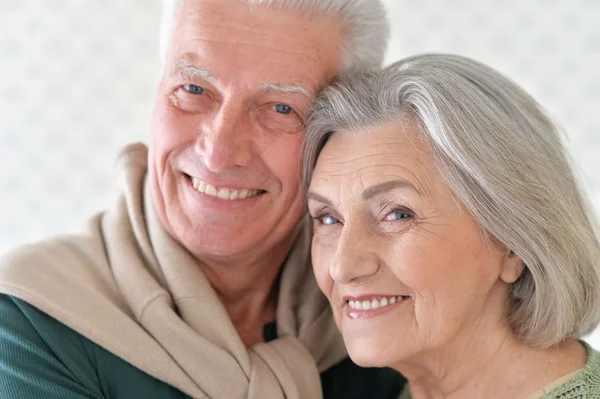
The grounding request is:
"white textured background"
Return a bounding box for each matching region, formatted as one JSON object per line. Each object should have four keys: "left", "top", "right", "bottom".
{"left": 1, "top": 2, "right": 599, "bottom": 344}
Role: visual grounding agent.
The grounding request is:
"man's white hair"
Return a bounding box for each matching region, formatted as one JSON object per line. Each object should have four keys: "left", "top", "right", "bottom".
{"left": 160, "top": 0, "right": 389, "bottom": 72}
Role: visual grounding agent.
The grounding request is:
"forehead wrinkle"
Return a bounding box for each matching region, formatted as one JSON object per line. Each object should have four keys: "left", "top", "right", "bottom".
{"left": 316, "top": 143, "right": 437, "bottom": 203}
{"left": 317, "top": 148, "right": 418, "bottom": 184}
{"left": 179, "top": 21, "right": 331, "bottom": 66}
{"left": 188, "top": 7, "right": 334, "bottom": 39}
{"left": 187, "top": 8, "right": 340, "bottom": 54}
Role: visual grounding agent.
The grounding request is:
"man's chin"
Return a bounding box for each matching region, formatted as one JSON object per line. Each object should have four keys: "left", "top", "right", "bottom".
{"left": 175, "top": 223, "right": 273, "bottom": 259}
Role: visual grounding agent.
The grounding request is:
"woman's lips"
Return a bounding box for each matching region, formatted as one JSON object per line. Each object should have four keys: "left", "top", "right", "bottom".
{"left": 344, "top": 295, "right": 410, "bottom": 320}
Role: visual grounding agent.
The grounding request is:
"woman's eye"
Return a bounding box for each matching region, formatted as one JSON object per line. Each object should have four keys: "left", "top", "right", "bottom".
{"left": 273, "top": 103, "right": 293, "bottom": 114}
{"left": 183, "top": 84, "right": 205, "bottom": 95}
{"left": 321, "top": 215, "right": 340, "bottom": 225}
{"left": 312, "top": 214, "right": 339, "bottom": 226}
{"left": 384, "top": 209, "right": 412, "bottom": 221}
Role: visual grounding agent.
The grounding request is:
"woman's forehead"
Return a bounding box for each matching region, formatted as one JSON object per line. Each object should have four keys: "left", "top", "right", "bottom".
{"left": 314, "top": 122, "right": 434, "bottom": 181}
{"left": 309, "top": 129, "right": 450, "bottom": 210}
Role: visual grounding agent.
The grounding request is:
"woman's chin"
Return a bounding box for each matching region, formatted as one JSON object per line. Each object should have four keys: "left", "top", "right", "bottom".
{"left": 346, "top": 345, "right": 395, "bottom": 368}
{"left": 343, "top": 330, "right": 408, "bottom": 368}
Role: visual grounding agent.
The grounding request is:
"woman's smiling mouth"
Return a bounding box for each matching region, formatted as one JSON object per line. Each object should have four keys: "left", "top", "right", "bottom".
{"left": 344, "top": 295, "right": 411, "bottom": 320}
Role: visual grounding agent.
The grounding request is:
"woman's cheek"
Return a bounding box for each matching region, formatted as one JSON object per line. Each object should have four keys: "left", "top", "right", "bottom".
{"left": 311, "top": 237, "right": 335, "bottom": 299}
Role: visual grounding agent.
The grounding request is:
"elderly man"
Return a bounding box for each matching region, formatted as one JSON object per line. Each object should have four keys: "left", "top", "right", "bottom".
{"left": 0, "top": 0, "right": 404, "bottom": 398}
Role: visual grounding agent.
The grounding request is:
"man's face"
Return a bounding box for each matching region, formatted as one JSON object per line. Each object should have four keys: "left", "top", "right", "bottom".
{"left": 149, "top": 0, "right": 342, "bottom": 261}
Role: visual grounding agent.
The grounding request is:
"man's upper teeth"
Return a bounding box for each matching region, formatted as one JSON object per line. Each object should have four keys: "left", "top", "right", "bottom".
{"left": 192, "top": 178, "right": 259, "bottom": 200}
{"left": 348, "top": 296, "right": 405, "bottom": 310}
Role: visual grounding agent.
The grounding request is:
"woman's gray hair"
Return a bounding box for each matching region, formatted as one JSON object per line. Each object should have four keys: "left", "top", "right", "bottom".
{"left": 160, "top": 0, "right": 389, "bottom": 72}
{"left": 303, "top": 53, "right": 600, "bottom": 348}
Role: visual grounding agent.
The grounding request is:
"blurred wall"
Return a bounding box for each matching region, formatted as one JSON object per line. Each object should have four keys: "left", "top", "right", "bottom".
{"left": 1, "top": 1, "right": 599, "bottom": 342}
{"left": 0, "top": 1, "right": 161, "bottom": 249}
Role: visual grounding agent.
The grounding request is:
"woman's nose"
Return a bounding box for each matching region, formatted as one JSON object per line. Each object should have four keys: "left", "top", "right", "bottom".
{"left": 329, "top": 225, "right": 380, "bottom": 284}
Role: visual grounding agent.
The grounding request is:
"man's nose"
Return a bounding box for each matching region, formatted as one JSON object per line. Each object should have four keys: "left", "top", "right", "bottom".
{"left": 329, "top": 224, "right": 380, "bottom": 285}
{"left": 195, "top": 102, "right": 253, "bottom": 173}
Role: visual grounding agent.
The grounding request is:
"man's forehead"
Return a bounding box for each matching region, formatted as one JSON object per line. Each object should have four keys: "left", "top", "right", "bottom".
{"left": 166, "top": 1, "right": 343, "bottom": 95}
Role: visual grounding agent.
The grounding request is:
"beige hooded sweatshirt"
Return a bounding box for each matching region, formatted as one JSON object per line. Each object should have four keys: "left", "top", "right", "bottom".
{"left": 0, "top": 143, "right": 347, "bottom": 399}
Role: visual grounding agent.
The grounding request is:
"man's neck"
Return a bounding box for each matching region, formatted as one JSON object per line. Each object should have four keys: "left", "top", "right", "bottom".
{"left": 194, "top": 226, "right": 300, "bottom": 348}
{"left": 213, "top": 263, "right": 281, "bottom": 348}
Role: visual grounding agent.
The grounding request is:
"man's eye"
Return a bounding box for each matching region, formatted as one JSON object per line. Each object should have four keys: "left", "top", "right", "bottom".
{"left": 183, "top": 84, "right": 205, "bottom": 95}
{"left": 273, "top": 104, "right": 293, "bottom": 114}
{"left": 385, "top": 209, "right": 412, "bottom": 221}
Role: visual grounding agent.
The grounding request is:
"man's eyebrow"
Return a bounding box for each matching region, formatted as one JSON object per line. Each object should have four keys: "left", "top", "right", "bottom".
{"left": 363, "top": 179, "right": 419, "bottom": 200}
{"left": 171, "top": 61, "right": 217, "bottom": 83}
{"left": 261, "top": 83, "right": 315, "bottom": 99}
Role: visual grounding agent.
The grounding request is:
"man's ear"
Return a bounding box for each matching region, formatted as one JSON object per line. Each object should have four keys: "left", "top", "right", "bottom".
{"left": 500, "top": 250, "right": 525, "bottom": 284}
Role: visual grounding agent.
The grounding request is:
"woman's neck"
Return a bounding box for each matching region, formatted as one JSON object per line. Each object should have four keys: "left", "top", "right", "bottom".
{"left": 395, "top": 331, "right": 587, "bottom": 399}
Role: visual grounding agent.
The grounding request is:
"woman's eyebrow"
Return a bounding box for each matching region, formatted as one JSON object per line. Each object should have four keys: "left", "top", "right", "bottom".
{"left": 362, "top": 179, "right": 419, "bottom": 200}
{"left": 307, "top": 179, "right": 418, "bottom": 206}
{"left": 306, "top": 191, "right": 334, "bottom": 207}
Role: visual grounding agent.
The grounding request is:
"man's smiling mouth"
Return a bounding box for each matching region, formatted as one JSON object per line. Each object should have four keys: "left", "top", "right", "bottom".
{"left": 187, "top": 175, "right": 266, "bottom": 200}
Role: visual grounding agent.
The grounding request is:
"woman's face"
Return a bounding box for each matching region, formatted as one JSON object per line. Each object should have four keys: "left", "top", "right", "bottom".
{"left": 307, "top": 119, "right": 520, "bottom": 368}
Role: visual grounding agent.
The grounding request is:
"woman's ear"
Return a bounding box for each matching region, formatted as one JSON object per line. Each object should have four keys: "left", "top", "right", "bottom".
{"left": 500, "top": 250, "right": 525, "bottom": 284}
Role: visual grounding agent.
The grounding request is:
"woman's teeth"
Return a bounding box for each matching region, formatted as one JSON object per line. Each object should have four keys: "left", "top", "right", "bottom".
{"left": 348, "top": 296, "right": 407, "bottom": 310}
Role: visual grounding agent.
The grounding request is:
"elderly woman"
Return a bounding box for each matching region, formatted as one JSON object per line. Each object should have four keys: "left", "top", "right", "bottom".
{"left": 303, "top": 53, "right": 600, "bottom": 398}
